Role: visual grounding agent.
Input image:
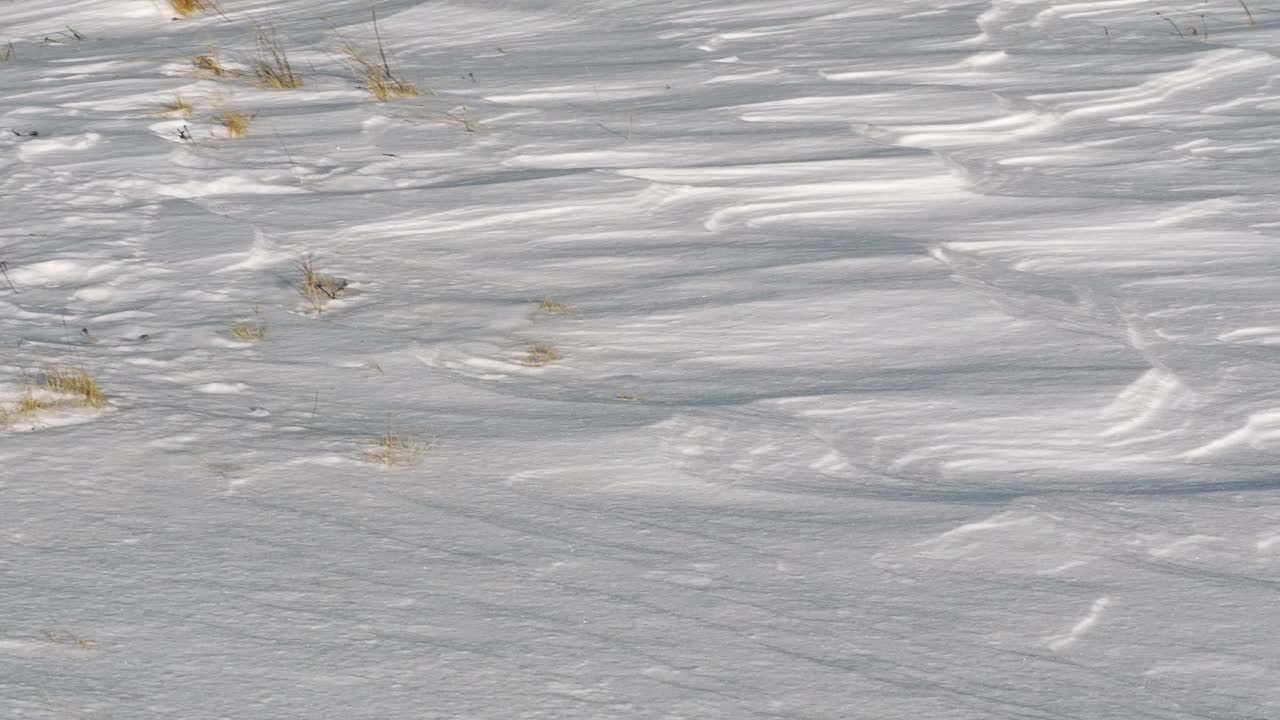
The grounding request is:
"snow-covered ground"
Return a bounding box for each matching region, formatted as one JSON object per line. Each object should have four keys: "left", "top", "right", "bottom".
{"left": 4, "top": 0, "right": 1280, "bottom": 717}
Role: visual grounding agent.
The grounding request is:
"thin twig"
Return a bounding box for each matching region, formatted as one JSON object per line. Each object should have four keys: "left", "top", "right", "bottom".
{"left": 273, "top": 128, "right": 296, "bottom": 165}
{"left": 209, "top": 1, "right": 232, "bottom": 23}
{"left": 0, "top": 261, "right": 18, "bottom": 294}
{"left": 1157, "top": 12, "right": 1184, "bottom": 38}
{"left": 1240, "top": 0, "right": 1257, "bottom": 27}
{"left": 372, "top": 6, "right": 392, "bottom": 80}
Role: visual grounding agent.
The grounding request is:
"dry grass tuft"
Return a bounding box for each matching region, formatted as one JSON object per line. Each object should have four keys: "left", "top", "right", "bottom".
{"left": 443, "top": 106, "right": 476, "bottom": 133}
{"left": 342, "top": 43, "right": 420, "bottom": 101}
{"left": 0, "top": 367, "right": 104, "bottom": 429}
{"left": 298, "top": 258, "right": 348, "bottom": 314}
{"left": 521, "top": 344, "right": 562, "bottom": 366}
{"left": 250, "top": 26, "right": 302, "bottom": 89}
{"left": 17, "top": 387, "right": 48, "bottom": 414}
{"left": 168, "top": 0, "right": 218, "bottom": 17}
{"left": 219, "top": 111, "right": 253, "bottom": 138}
{"left": 340, "top": 9, "right": 423, "bottom": 101}
{"left": 193, "top": 51, "right": 225, "bottom": 76}
{"left": 363, "top": 418, "right": 425, "bottom": 466}
{"left": 231, "top": 307, "right": 267, "bottom": 341}
{"left": 42, "top": 630, "right": 96, "bottom": 651}
{"left": 537, "top": 297, "right": 574, "bottom": 315}
{"left": 0, "top": 43, "right": 14, "bottom": 63}
{"left": 159, "top": 95, "right": 194, "bottom": 116}
{"left": 41, "top": 368, "right": 105, "bottom": 409}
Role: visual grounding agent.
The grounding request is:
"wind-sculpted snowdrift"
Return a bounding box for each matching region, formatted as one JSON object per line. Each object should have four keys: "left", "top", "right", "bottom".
{"left": 2, "top": 0, "right": 1279, "bottom": 717}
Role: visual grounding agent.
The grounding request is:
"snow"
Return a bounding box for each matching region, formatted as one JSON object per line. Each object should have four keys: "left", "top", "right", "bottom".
{"left": 3, "top": 0, "right": 1279, "bottom": 717}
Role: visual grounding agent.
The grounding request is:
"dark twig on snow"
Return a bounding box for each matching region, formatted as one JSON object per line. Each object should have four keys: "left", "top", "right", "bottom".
{"left": 371, "top": 7, "right": 393, "bottom": 80}
{"left": 0, "top": 261, "right": 20, "bottom": 294}
{"left": 1240, "top": 0, "right": 1257, "bottom": 27}
{"left": 1156, "top": 12, "right": 1184, "bottom": 38}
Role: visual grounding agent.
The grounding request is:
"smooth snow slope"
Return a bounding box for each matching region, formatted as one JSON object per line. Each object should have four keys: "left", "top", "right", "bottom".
{"left": 3, "top": 0, "right": 1280, "bottom": 717}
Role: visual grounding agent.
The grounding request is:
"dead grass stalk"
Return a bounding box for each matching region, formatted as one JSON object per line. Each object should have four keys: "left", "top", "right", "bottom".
{"left": 522, "top": 344, "right": 562, "bottom": 366}
{"left": 298, "top": 258, "right": 347, "bottom": 314}
{"left": 168, "top": 0, "right": 219, "bottom": 17}
{"left": 341, "top": 9, "right": 422, "bottom": 100}
{"left": 364, "top": 417, "right": 423, "bottom": 465}
{"left": 250, "top": 25, "right": 302, "bottom": 89}
{"left": 232, "top": 307, "right": 267, "bottom": 341}
{"left": 219, "top": 111, "right": 253, "bottom": 137}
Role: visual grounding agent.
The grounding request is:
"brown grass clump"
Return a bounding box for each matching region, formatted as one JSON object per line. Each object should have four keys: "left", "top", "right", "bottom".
{"left": 219, "top": 111, "right": 252, "bottom": 138}
{"left": 42, "top": 630, "right": 96, "bottom": 650}
{"left": 521, "top": 344, "right": 561, "bottom": 366}
{"left": 363, "top": 418, "right": 423, "bottom": 466}
{"left": 168, "top": 0, "right": 218, "bottom": 17}
{"left": 41, "top": 368, "right": 105, "bottom": 409}
{"left": 537, "top": 297, "right": 573, "bottom": 315}
{"left": 193, "top": 51, "right": 225, "bottom": 77}
{"left": 342, "top": 43, "right": 420, "bottom": 101}
{"left": 340, "top": 9, "right": 422, "bottom": 101}
{"left": 1, "top": 385, "right": 49, "bottom": 429}
{"left": 17, "top": 387, "right": 48, "bottom": 414}
{"left": 231, "top": 307, "right": 267, "bottom": 341}
{"left": 250, "top": 26, "right": 302, "bottom": 89}
{"left": 159, "top": 95, "right": 193, "bottom": 116}
{"left": 0, "top": 367, "right": 104, "bottom": 429}
{"left": 298, "top": 258, "right": 347, "bottom": 314}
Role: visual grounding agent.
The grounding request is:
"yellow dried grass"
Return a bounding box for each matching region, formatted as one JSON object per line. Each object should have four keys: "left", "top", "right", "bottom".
{"left": 342, "top": 43, "right": 419, "bottom": 101}
{"left": 250, "top": 26, "right": 302, "bottom": 89}
{"left": 298, "top": 258, "right": 347, "bottom": 314}
{"left": 521, "top": 344, "right": 562, "bottom": 366}
{"left": 537, "top": 297, "right": 573, "bottom": 315}
{"left": 0, "top": 367, "right": 104, "bottom": 429}
{"left": 41, "top": 368, "right": 105, "bottom": 409}
{"left": 231, "top": 307, "right": 267, "bottom": 341}
{"left": 219, "top": 111, "right": 252, "bottom": 138}
{"left": 340, "top": 9, "right": 423, "bottom": 101}
{"left": 159, "top": 95, "right": 193, "bottom": 117}
{"left": 168, "top": 0, "right": 217, "bottom": 17}
{"left": 193, "top": 51, "right": 225, "bottom": 76}
{"left": 363, "top": 418, "right": 425, "bottom": 466}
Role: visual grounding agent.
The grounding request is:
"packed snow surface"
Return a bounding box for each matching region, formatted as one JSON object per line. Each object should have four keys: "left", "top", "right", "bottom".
{"left": 4, "top": 0, "right": 1280, "bottom": 717}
